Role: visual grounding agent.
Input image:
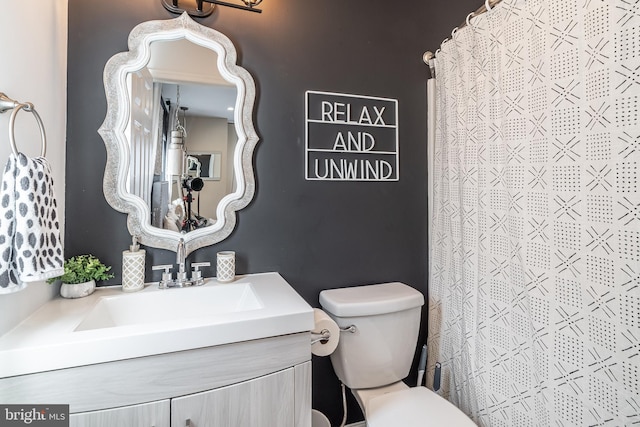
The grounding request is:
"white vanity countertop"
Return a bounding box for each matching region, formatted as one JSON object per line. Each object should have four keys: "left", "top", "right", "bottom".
{"left": 0, "top": 272, "right": 314, "bottom": 378}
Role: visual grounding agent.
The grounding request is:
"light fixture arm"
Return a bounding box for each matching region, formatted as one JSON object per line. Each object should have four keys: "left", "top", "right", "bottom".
{"left": 162, "top": 0, "right": 262, "bottom": 17}
{"left": 200, "top": 0, "right": 262, "bottom": 13}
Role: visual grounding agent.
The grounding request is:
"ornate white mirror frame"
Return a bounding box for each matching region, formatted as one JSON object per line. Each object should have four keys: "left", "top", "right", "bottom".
{"left": 99, "top": 13, "right": 258, "bottom": 255}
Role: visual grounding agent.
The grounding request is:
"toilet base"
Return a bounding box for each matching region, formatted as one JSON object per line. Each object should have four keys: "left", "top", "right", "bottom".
{"left": 351, "top": 384, "right": 476, "bottom": 427}
{"left": 351, "top": 381, "right": 408, "bottom": 415}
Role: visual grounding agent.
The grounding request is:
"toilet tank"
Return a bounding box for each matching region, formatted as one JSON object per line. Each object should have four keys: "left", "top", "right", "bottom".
{"left": 319, "top": 282, "right": 424, "bottom": 389}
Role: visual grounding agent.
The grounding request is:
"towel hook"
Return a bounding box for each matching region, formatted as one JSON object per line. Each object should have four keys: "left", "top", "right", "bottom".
{"left": 0, "top": 93, "right": 46, "bottom": 157}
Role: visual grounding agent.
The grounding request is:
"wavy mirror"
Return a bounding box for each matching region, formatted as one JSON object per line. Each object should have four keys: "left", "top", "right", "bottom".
{"left": 99, "top": 13, "right": 258, "bottom": 255}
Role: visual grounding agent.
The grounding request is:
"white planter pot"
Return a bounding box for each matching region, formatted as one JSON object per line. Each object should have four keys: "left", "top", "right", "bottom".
{"left": 60, "top": 280, "right": 96, "bottom": 299}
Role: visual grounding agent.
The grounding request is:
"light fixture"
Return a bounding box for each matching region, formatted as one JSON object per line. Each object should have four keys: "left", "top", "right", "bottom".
{"left": 162, "top": 0, "right": 263, "bottom": 17}
{"left": 165, "top": 87, "right": 188, "bottom": 178}
{"left": 166, "top": 129, "right": 185, "bottom": 177}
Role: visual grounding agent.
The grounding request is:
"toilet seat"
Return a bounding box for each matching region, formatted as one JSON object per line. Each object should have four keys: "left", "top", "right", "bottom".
{"left": 365, "top": 387, "right": 476, "bottom": 427}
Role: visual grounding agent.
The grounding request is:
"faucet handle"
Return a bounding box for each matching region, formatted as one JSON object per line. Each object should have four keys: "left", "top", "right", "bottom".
{"left": 152, "top": 264, "right": 174, "bottom": 289}
{"left": 191, "top": 262, "right": 211, "bottom": 286}
{"left": 192, "top": 262, "right": 211, "bottom": 269}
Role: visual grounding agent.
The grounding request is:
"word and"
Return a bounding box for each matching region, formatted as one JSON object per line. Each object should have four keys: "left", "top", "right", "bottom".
{"left": 332, "top": 131, "right": 376, "bottom": 152}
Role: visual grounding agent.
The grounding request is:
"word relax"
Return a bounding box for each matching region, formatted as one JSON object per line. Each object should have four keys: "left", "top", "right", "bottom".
{"left": 320, "top": 102, "right": 387, "bottom": 125}
{"left": 313, "top": 158, "right": 394, "bottom": 180}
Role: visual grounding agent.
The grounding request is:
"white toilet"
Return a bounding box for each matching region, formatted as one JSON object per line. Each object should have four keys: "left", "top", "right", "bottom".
{"left": 319, "top": 282, "right": 476, "bottom": 427}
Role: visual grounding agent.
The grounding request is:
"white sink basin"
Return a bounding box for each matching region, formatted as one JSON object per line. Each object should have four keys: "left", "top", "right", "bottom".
{"left": 76, "top": 283, "right": 263, "bottom": 331}
{"left": 0, "top": 272, "right": 314, "bottom": 378}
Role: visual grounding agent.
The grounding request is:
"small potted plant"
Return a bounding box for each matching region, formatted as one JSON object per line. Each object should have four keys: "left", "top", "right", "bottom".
{"left": 47, "top": 254, "right": 114, "bottom": 299}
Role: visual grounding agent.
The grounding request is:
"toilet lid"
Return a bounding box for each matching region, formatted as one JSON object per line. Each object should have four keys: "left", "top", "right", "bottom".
{"left": 366, "top": 387, "right": 476, "bottom": 427}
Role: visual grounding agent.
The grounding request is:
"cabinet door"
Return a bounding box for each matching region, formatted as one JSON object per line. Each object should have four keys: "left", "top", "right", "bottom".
{"left": 70, "top": 400, "right": 170, "bottom": 427}
{"left": 172, "top": 368, "right": 294, "bottom": 427}
{"left": 294, "top": 362, "right": 312, "bottom": 427}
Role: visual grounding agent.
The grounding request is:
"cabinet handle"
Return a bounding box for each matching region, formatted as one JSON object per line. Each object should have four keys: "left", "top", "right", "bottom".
{"left": 185, "top": 419, "right": 192, "bottom": 427}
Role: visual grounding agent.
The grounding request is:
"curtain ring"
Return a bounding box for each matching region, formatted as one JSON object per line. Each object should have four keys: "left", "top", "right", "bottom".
{"left": 451, "top": 27, "right": 459, "bottom": 38}
{"left": 485, "top": 0, "right": 492, "bottom": 11}
{"left": 466, "top": 12, "right": 475, "bottom": 26}
{"left": 8, "top": 103, "right": 47, "bottom": 157}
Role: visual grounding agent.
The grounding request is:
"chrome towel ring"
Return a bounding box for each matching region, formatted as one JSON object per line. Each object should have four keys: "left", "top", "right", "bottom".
{"left": 0, "top": 93, "right": 47, "bottom": 157}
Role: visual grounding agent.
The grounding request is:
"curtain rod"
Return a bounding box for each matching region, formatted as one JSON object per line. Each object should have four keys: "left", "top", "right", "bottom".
{"left": 423, "top": 0, "right": 503, "bottom": 71}
{"left": 458, "top": 0, "right": 503, "bottom": 30}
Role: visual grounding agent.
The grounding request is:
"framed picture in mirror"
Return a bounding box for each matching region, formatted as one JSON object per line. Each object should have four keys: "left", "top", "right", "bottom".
{"left": 187, "top": 151, "right": 222, "bottom": 181}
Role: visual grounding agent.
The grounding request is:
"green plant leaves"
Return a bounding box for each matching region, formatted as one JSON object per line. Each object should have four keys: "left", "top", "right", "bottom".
{"left": 46, "top": 254, "right": 114, "bottom": 285}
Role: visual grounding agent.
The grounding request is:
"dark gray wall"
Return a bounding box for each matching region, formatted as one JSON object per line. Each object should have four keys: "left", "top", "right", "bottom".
{"left": 66, "top": 0, "right": 478, "bottom": 423}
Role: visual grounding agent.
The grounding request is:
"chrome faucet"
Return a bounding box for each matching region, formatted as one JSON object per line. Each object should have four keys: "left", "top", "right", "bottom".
{"left": 177, "top": 238, "right": 186, "bottom": 270}
{"left": 151, "top": 239, "right": 211, "bottom": 289}
{"left": 174, "top": 238, "right": 191, "bottom": 287}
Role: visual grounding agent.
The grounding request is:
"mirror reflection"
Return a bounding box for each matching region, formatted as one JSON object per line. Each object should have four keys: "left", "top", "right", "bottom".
{"left": 126, "top": 38, "right": 238, "bottom": 233}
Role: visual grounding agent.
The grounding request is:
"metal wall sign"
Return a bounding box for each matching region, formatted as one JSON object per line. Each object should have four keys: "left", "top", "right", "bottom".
{"left": 305, "top": 91, "right": 399, "bottom": 181}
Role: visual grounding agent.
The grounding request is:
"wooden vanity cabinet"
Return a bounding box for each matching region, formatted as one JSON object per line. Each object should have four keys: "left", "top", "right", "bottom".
{"left": 69, "top": 400, "right": 170, "bottom": 427}
{"left": 1, "top": 333, "right": 312, "bottom": 427}
{"left": 170, "top": 367, "right": 297, "bottom": 427}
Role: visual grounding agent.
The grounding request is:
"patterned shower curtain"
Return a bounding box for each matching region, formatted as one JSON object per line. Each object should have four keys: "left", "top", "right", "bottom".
{"left": 427, "top": 0, "right": 640, "bottom": 426}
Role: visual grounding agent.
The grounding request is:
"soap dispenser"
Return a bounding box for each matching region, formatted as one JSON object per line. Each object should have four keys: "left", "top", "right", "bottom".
{"left": 122, "top": 235, "right": 146, "bottom": 292}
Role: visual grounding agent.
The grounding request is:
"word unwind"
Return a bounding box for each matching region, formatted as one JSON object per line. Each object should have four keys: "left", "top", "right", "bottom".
{"left": 306, "top": 91, "right": 399, "bottom": 181}
{"left": 314, "top": 158, "right": 394, "bottom": 180}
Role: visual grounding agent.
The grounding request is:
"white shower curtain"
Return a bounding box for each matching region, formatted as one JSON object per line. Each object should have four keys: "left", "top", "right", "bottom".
{"left": 427, "top": 0, "right": 640, "bottom": 426}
